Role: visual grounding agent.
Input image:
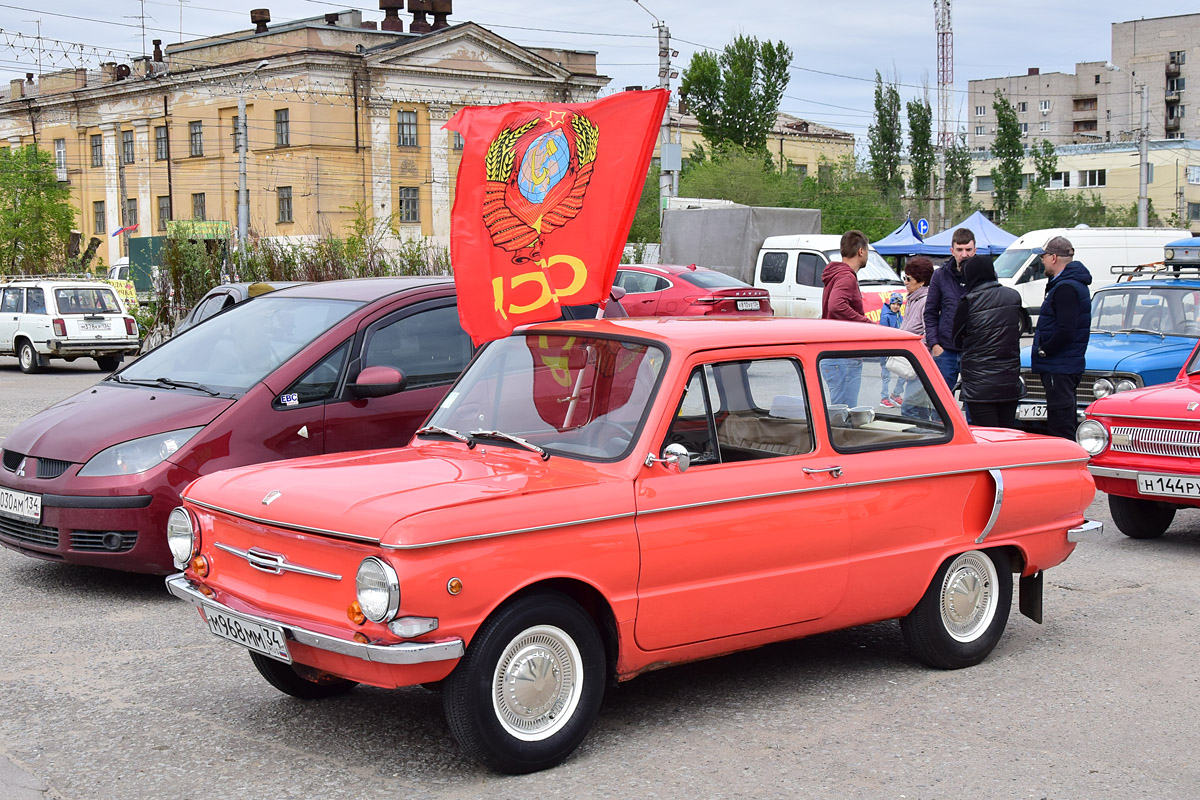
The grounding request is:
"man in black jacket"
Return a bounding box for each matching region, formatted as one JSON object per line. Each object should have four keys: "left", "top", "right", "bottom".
{"left": 1031, "top": 236, "right": 1093, "bottom": 439}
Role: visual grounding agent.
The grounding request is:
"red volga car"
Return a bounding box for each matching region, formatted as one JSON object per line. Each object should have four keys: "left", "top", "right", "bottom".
{"left": 614, "top": 263, "right": 772, "bottom": 316}
{"left": 1079, "top": 338, "right": 1200, "bottom": 538}
{"left": 166, "top": 318, "right": 1096, "bottom": 773}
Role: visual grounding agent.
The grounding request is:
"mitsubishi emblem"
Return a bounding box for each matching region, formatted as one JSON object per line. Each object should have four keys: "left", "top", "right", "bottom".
{"left": 1189, "top": 402, "right": 1199, "bottom": 412}
{"left": 15, "top": 458, "right": 26, "bottom": 478}
{"left": 262, "top": 490, "right": 282, "bottom": 506}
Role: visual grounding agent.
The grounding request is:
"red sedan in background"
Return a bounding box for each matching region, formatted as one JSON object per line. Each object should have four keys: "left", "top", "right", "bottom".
{"left": 614, "top": 264, "right": 772, "bottom": 316}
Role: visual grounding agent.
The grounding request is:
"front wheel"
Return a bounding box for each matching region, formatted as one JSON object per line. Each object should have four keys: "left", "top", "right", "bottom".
{"left": 17, "top": 341, "right": 43, "bottom": 374}
{"left": 248, "top": 652, "right": 358, "bottom": 699}
{"left": 1110, "top": 494, "right": 1175, "bottom": 539}
{"left": 443, "top": 592, "right": 605, "bottom": 774}
{"left": 901, "top": 549, "right": 1013, "bottom": 670}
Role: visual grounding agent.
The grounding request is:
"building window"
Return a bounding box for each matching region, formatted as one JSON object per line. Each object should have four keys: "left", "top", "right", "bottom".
{"left": 189, "top": 121, "right": 203, "bottom": 157}
{"left": 975, "top": 175, "right": 994, "bottom": 192}
{"left": 1187, "top": 166, "right": 1200, "bottom": 185}
{"left": 1168, "top": 77, "right": 1186, "bottom": 93}
{"left": 155, "top": 125, "right": 168, "bottom": 160}
{"left": 53, "top": 138, "right": 66, "bottom": 180}
{"left": 398, "top": 187, "right": 419, "bottom": 222}
{"left": 124, "top": 198, "right": 137, "bottom": 228}
{"left": 1168, "top": 131, "right": 1185, "bottom": 140}
{"left": 93, "top": 201, "right": 106, "bottom": 235}
{"left": 452, "top": 131, "right": 464, "bottom": 150}
{"left": 1073, "top": 120, "right": 1098, "bottom": 133}
{"left": 275, "top": 108, "right": 289, "bottom": 147}
{"left": 1189, "top": 202, "right": 1200, "bottom": 221}
{"left": 277, "top": 186, "right": 293, "bottom": 223}
{"left": 397, "top": 110, "right": 418, "bottom": 147}
{"left": 157, "top": 195, "right": 171, "bottom": 230}
{"left": 1081, "top": 169, "right": 1106, "bottom": 188}
{"left": 91, "top": 134, "right": 103, "bottom": 167}
{"left": 1019, "top": 122, "right": 1029, "bottom": 134}
{"left": 1017, "top": 102, "right": 1027, "bottom": 113}
{"left": 974, "top": 105, "right": 985, "bottom": 117}
{"left": 1050, "top": 171, "right": 1071, "bottom": 189}
{"left": 1170, "top": 50, "right": 1187, "bottom": 66}
{"left": 192, "top": 192, "right": 206, "bottom": 220}
{"left": 1073, "top": 97, "right": 1097, "bottom": 112}
{"left": 121, "top": 130, "right": 134, "bottom": 164}
{"left": 1040, "top": 120, "right": 1050, "bottom": 132}
{"left": 1095, "top": 74, "right": 1101, "bottom": 84}
{"left": 974, "top": 125, "right": 985, "bottom": 136}
{"left": 1169, "top": 105, "right": 1186, "bottom": 120}
{"left": 1039, "top": 99, "right": 1051, "bottom": 113}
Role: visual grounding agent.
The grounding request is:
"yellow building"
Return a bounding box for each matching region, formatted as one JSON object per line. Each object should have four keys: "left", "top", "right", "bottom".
{"left": 662, "top": 110, "right": 854, "bottom": 177}
{"left": 0, "top": 8, "right": 606, "bottom": 267}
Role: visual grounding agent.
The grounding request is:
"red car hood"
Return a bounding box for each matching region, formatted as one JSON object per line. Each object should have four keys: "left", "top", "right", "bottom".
{"left": 185, "top": 440, "right": 631, "bottom": 548}
{"left": 2, "top": 384, "right": 233, "bottom": 462}
{"left": 1088, "top": 379, "right": 1200, "bottom": 421}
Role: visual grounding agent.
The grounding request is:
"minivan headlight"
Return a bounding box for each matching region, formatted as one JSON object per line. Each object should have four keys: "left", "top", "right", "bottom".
{"left": 1092, "top": 378, "right": 1114, "bottom": 399}
{"left": 78, "top": 427, "right": 203, "bottom": 476}
{"left": 1076, "top": 420, "right": 1109, "bottom": 455}
{"left": 166, "top": 506, "right": 196, "bottom": 568}
{"left": 356, "top": 558, "right": 400, "bottom": 623}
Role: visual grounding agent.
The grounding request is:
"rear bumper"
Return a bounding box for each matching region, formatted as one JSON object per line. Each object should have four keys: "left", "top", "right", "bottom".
{"left": 1067, "top": 519, "right": 1104, "bottom": 542}
{"left": 44, "top": 339, "right": 139, "bottom": 357}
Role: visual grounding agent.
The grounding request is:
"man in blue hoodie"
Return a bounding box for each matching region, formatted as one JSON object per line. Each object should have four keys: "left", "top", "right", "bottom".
{"left": 1031, "top": 236, "right": 1093, "bottom": 439}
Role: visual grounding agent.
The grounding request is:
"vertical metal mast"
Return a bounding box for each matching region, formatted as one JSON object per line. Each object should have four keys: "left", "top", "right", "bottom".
{"left": 935, "top": 0, "right": 953, "bottom": 228}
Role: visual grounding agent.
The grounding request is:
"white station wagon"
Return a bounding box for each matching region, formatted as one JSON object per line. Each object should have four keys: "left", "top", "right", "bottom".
{"left": 0, "top": 277, "right": 140, "bottom": 373}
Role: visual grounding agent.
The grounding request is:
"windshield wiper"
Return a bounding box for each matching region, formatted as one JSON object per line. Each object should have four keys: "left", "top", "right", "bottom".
{"left": 415, "top": 425, "right": 470, "bottom": 443}
{"left": 112, "top": 374, "right": 222, "bottom": 396}
{"left": 469, "top": 430, "right": 550, "bottom": 461}
{"left": 1089, "top": 328, "right": 1116, "bottom": 337}
{"left": 1117, "top": 327, "right": 1166, "bottom": 339}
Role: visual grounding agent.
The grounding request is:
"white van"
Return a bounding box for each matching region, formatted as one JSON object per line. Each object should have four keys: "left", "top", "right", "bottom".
{"left": 994, "top": 226, "right": 1189, "bottom": 318}
{"left": 753, "top": 234, "right": 904, "bottom": 318}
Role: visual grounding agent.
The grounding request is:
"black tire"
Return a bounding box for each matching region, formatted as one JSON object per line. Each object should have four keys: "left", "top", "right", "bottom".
{"left": 443, "top": 591, "right": 605, "bottom": 774}
{"left": 95, "top": 355, "right": 121, "bottom": 372}
{"left": 901, "top": 549, "right": 1013, "bottom": 670}
{"left": 17, "top": 341, "right": 43, "bottom": 374}
{"left": 248, "top": 651, "right": 358, "bottom": 699}
{"left": 1110, "top": 494, "right": 1176, "bottom": 539}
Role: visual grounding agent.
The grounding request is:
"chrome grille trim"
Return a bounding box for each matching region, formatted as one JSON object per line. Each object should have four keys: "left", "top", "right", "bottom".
{"left": 1110, "top": 426, "right": 1200, "bottom": 458}
{"left": 69, "top": 530, "right": 137, "bottom": 553}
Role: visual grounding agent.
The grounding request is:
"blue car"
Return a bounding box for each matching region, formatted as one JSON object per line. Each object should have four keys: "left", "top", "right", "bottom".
{"left": 1016, "top": 238, "right": 1200, "bottom": 428}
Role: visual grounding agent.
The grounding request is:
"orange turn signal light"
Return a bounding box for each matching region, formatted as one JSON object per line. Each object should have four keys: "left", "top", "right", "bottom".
{"left": 352, "top": 632, "right": 370, "bottom": 644}
{"left": 198, "top": 584, "right": 214, "bottom": 598}
{"left": 347, "top": 601, "right": 366, "bottom": 625}
{"left": 191, "top": 555, "right": 210, "bottom": 578}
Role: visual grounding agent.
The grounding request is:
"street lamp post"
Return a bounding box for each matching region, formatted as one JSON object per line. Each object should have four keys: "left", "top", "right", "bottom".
{"left": 237, "top": 60, "right": 268, "bottom": 249}
{"left": 1105, "top": 62, "right": 1149, "bottom": 228}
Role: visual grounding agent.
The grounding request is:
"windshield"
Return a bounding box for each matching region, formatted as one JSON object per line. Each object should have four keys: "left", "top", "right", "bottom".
{"left": 118, "top": 296, "right": 363, "bottom": 394}
{"left": 428, "top": 334, "right": 666, "bottom": 460}
{"left": 1091, "top": 287, "right": 1200, "bottom": 337}
{"left": 994, "top": 248, "right": 1036, "bottom": 279}
{"left": 826, "top": 249, "right": 902, "bottom": 284}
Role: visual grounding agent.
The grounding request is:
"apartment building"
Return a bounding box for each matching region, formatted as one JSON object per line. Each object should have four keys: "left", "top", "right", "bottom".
{"left": 0, "top": 4, "right": 606, "bottom": 267}
{"left": 968, "top": 13, "right": 1197, "bottom": 150}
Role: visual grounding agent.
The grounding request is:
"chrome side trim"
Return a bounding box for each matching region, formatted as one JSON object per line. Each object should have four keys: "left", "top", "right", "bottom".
{"left": 976, "top": 469, "right": 1004, "bottom": 544}
{"left": 1067, "top": 519, "right": 1104, "bottom": 543}
{"left": 381, "top": 512, "right": 637, "bottom": 551}
{"left": 165, "top": 575, "right": 464, "bottom": 665}
{"left": 214, "top": 542, "right": 342, "bottom": 580}
{"left": 187, "top": 498, "right": 381, "bottom": 544}
{"left": 1087, "top": 465, "right": 1140, "bottom": 480}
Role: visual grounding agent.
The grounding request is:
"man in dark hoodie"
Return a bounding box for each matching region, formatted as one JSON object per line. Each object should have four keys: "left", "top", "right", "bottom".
{"left": 924, "top": 228, "right": 974, "bottom": 394}
{"left": 820, "top": 230, "right": 870, "bottom": 405}
{"left": 1031, "top": 236, "right": 1093, "bottom": 439}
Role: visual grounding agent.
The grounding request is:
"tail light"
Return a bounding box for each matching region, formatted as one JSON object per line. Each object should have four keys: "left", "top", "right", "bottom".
{"left": 124, "top": 317, "right": 138, "bottom": 336}
{"left": 691, "top": 296, "right": 720, "bottom": 305}
{"left": 52, "top": 318, "right": 66, "bottom": 337}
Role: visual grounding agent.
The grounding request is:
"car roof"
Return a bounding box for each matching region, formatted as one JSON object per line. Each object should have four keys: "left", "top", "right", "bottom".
{"left": 267, "top": 276, "right": 454, "bottom": 302}
{"left": 1, "top": 277, "right": 115, "bottom": 289}
{"left": 1097, "top": 277, "right": 1200, "bottom": 290}
{"left": 523, "top": 316, "right": 917, "bottom": 348}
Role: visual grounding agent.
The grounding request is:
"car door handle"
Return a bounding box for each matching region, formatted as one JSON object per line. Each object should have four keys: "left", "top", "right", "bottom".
{"left": 803, "top": 466, "right": 843, "bottom": 478}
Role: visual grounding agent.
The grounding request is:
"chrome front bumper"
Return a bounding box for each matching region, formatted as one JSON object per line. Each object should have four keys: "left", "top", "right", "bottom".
{"left": 166, "top": 574, "right": 465, "bottom": 665}
{"left": 1067, "top": 519, "right": 1104, "bottom": 542}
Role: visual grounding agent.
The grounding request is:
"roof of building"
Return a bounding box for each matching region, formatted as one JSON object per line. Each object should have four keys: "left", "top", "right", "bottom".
{"left": 671, "top": 110, "right": 853, "bottom": 142}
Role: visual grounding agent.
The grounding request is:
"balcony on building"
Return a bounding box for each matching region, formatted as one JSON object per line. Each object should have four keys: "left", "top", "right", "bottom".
{"left": 1167, "top": 61, "right": 1182, "bottom": 78}
{"left": 1166, "top": 117, "right": 1181, "bottom": 132}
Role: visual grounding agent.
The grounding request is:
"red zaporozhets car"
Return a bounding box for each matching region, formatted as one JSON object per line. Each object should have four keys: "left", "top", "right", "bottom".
{"left": 1079, "top": 338, "right": 1200, "bottom": 538}
{"left": 165, "top": 318, "right": 1098, "bottom": 773}
{"left": 613, "top": 263, "right": 772, "bottom": 316}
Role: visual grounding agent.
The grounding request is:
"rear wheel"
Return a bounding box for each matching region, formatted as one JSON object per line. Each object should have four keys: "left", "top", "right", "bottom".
{"left": 248, "top": 652, "right": 358, "bottom": 699}
{"left": 17, "top": 341, "right": 44, "bottom": 374}
{"left": 95, "top": 355, "right": 121, "bottom": 371}
{"left": 901, "top": 549, "right": 1012, "bottom": 670}
{"left": 1110, "top": 494, "right": 1176, "bottom": 539}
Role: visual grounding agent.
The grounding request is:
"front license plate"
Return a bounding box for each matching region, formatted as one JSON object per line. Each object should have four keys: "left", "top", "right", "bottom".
{"left": 0, "top": 486, "right": 42, "bottom": 523}
{"left": 1137, "top": 473, "right": 1200, "bottom": 499}
{"left": 736, "top": 300, "right": 760, "bottom": 311}
{"left": 80, "top": 321, "right": 110, "bottom": 331}
{"left": 1017, "top": 403, "right": 1048, "bottom": 420}
{"left": 202, "top": 605, "right": 291, "bottom": 662}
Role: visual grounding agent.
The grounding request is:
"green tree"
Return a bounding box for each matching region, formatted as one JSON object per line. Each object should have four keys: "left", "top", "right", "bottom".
{"left": 680, "top": 35, "right": 792, "bottom": 152}
{"left": 627, "top": 162, "right": 662, "bottom": 243}
{"left": 797, "top": 155, "right": 896, "bottom": 241}
{"left": 0, "top": 145, "right": 77, "bottom": 273}
{"left": 989, "top": 90, "right": 1024, "bottom": 218}
{"left": 679, "top": 145, "right": 802, "bottom": 207}
{"left": 906, "top": 95, "right": 935, "bottom": 204}
{"left": 1030, "top": 139, "right": 1057, "bottom": 196}
{"left": 868, "top": 72, "right": 904, "bottom": 198}
{"left": 944, "top": 135, "right": 974, "bottom": 219}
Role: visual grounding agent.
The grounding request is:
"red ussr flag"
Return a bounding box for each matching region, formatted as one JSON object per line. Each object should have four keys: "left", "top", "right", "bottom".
{"left": 445, "top": 89, "right": 668, "bottom": 345}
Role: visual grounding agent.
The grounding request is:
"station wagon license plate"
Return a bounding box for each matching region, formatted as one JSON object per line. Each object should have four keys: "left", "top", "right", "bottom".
{"left": 80, "top": 321, "right": 110, "bottom": 331}
{"left": 202, "top": 604, "right": 291, "bottom": 662}
{"left": 736, "top": 300, "right": 760, "bottom": 311}
{"left": 1017, "top": 403, "right": 1048, "bottom": 420}
{"left": 0, "top": 486, "right": 41, "bottom": 523}
{"left": 1137, "top": 473, "right": 1200, "bottom": 499}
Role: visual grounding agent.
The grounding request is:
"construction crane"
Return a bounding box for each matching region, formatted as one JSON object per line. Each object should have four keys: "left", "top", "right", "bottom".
{"left": 934, "top": 0, "right": 953, "bottom": 227}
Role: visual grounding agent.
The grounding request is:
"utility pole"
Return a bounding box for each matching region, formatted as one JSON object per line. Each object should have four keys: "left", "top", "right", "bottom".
{"left": 1138, "top": 83, "right": 1149, "bottom": 228}
{"left": 237, "top": 60, "right": 268, "bottom": 249}
{"left": 633, "top": 1, "right": 678, "bottom": 223}
{"left": 934, "top": 0, "right": 954, "bottom": 230}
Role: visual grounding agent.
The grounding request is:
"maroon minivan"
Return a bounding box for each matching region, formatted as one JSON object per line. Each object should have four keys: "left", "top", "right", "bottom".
{"left": 0, "top": 278, "right": 477, "bottom": 573}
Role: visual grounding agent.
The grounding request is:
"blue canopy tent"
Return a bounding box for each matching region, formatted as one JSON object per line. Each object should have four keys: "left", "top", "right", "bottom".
{"left": 917, "top": 210, "right": 1017, "bottom": 257}
{"left": 872, "top": 218, "right": 924, "bottom": 256}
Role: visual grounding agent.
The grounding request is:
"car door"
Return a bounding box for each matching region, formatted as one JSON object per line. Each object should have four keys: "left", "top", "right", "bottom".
{"left": 321, "top": 298, "right": 474, "bottom": 453}
{"left": 634, "top": 353, "right": 851, "bottom": 650}
{"left": 0, "top": 287, "right": 22, "bottom": 351}
{"left": 614, "top": 269, "right": 666, "bottom": 316}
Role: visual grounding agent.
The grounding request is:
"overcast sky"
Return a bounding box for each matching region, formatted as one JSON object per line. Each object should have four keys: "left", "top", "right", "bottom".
{"left": 2, "top": 0, "right": 1196, "bottom": 144}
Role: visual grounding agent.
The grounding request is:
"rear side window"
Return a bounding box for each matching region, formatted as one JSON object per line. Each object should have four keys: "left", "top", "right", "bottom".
{"left": 194, "top": 293, "right": 232, "bottom": 323}
{"left": 796, "top": 252, "right": 824, "bottom": 287}
{"left": 54, "top": 287, "right": 121, "bottom": 314}
{"left": 1, "top": 288, "right": 22, "bottom": 313}
{"left": 817, "top": 352, "right": 950, "bottom": 451}
{"left": 616, "top": 270, "right": 668, "bottom": 294}
{"left": 26, "top": 289, "right": 46, "bottom": 314}
{"left": 676, "top": 270, "right": 746, "bottom": 289}
{"left": 759, "top": 252, "right": 788, "bottom": 284}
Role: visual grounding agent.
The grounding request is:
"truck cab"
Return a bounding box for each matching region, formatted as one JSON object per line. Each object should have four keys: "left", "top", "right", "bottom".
{"left": 753, "top": 234, "right": 904, "bottom": 319}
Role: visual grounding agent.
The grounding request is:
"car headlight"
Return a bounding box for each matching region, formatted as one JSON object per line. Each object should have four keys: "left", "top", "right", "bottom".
{"left": 166, "top": 506, "right": 196, "bottom": 568}
{"left": 1076, "top": 420, "right": 1109, "bottom": 455}
{"left": 1166, "top": 248, "right": 1175, "bottom": 260}
{"left": 78, "top": 427, "right": 203, "bottom": 477}
{"left": 1092, "top": 378, "right": 1114, "bottom": 399}
{"left": 356, "top": 557, "right": 400, "bottom": 623}
{"left": 1115, "top": 379, "right": 1137, "bottom": 393}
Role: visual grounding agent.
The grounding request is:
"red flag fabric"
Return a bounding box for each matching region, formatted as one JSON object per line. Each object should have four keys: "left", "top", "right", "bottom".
{"left": 525, "top": 334, "right": 651, "bottom": 431}
{"left": 445, "top": 89, "right": 669, "bottom": 345}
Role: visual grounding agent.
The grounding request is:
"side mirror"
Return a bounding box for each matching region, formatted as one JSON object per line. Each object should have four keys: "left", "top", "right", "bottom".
{"left": 349, "top": 365, "right": 407, "bottom": 399}
{"left": 644, "top": 442, "right": 691, "bottom": 472}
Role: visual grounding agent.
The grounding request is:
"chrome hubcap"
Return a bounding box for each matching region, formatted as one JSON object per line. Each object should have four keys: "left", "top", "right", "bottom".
{"left": 492, "top": 624, "right": 582, "bottom": 741}
{"left": 939, "top": 551, "right": 998, "bottom": 642}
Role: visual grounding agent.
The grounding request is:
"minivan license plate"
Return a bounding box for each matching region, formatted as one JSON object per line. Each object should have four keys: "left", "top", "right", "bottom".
{"left": 0, "top": 486, "right": 41, "bottom": 523}
{"left": 736, "top": 300, "right": 759, "bottom": 311}
{"left": 202, "top": 605, "right": 291, "bottom": 662}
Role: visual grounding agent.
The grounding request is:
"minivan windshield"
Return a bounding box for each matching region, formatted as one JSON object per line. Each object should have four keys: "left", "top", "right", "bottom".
{"left": 825, "top": 249, "right": 902, "bottom": 285}
{"left": 994, "top": 248, "right": 1036, "bottom": 279}
{"left": 116, "top": 295, "right": 363, "bottom": 395}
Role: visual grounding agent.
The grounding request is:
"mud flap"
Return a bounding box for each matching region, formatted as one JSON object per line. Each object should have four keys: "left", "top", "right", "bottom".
{"left": 1019, "top": 570, "right": 1043, "bottom": 624}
